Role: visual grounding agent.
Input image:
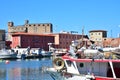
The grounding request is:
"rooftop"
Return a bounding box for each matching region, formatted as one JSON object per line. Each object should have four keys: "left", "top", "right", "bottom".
{"left": 89, "top": 30, "right": 107, "bottom": 32}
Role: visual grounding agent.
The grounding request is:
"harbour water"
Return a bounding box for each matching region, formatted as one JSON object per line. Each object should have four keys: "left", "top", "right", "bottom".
{"left": 0, "top": 58, "right": 53, "bottom": 80}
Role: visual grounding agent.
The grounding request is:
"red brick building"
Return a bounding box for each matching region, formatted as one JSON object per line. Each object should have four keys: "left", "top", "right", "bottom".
{"left": 11, "top": 32, "right": 84, "bottom": 51}
{"left": 11, "top": 33, "right": 54, "bottom": 51}
{"left": 52, "top": 33, "right": 84, "bottom": 49}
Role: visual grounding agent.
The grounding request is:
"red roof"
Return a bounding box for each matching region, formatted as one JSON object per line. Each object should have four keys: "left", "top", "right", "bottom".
{"left": 12, "top": 32, "right": 54, "bottom": 37}
{"left": 89, "top": 30, "right": 107, "bottom": 32}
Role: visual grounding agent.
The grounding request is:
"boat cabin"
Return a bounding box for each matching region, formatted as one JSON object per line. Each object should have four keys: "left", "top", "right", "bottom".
{"left": 62, "top": 56, "right": 120, "bottom": 79}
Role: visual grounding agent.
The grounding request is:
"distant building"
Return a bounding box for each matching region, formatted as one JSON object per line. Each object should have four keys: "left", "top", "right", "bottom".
{"left": 8, "top": 20, "right": 53, "bottom": 41}
{"left": 52, "top": 33, "right": 84, "bottom": 49}
{"left": 89, "top": 30, "right": 107, "bottom": 46}
{"left": 11, "top": 32, "right": 85, "bottom": 50}
{"left": 11, "top": 33, "right": 54, "bottom": 51}
{"left": 103, "top": 38, "right": 120, "bottom": 47}
{"left": 0, "top": 30, "right": 5, "bottom": 49}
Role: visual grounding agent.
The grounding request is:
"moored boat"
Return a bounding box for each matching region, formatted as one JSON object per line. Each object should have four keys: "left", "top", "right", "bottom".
{"left": 46, "top": 55, "right": 120, "bottom": 80}
{"left": 0, "top": 49, "right": 17, "bottom": 59}
{"left": 45, "top": 39, "right": 120, "bottom": 80}
{"left": 13, "top": 47, "right": 52, "bottom": 59}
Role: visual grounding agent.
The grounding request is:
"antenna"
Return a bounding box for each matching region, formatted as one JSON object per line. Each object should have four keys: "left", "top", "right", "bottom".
{"left": 82, "top": 26, "right": 84, "bottom": 40}
{"left": 111, "top": 30, "right": 112, "bottom": 38}
{"left": 82, "top": 26, "right": 84, "bottom": 35}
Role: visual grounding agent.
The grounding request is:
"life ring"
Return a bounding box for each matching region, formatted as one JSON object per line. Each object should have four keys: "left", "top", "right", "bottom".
{"left": 53, "top": 57, "right": 65, "bottom": 70}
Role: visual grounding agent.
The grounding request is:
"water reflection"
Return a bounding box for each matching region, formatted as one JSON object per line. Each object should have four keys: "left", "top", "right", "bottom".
{"left": 0, "top": 58, "right": 53, "bottom": 80}
{"left": 0, "top": 69, "right": 6, "bottom": 80}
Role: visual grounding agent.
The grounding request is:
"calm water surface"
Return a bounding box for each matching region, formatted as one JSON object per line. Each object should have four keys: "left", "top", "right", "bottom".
{"left": 0, "top": 58, "right": 53, "bottom": 80}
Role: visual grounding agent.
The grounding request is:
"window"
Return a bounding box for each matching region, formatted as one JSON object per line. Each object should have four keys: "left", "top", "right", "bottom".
{"left": 99, "top": 33, "right": 101, "bottom": 35}
{"left": 91, "top": 33, "right": 93, "bottom": 35}
{"left": 66, "top": 60, "right": 72, "bottom": 67}
{"left": 21, "top": 27, "right": 23, "bottom": 30}
{"left": 79, "top": 63, "right": 84, "bottom": 68}
{"left": 60, "top": 42, "right": 62, "bottom": 45}
{"left": 2, "top": 34, "right": 5, "bottom": 41}
{"left": 25, "top": 24, "right": 28, "bottom": 26}
{"left": 47, "top": 24, "right": 49, "bottom": 26}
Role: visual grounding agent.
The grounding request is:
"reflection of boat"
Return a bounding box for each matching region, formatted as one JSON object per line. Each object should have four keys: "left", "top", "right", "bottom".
{"left": 46, "top": 40, "right": 120, "bottom": 80}
{"left": 0, "top": 49, "right": 17, "bottom": 59}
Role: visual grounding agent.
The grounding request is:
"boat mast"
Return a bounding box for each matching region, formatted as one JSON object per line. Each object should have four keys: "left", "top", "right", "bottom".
{"left": 82, "top": 26, "right": 87, "bottom": 48}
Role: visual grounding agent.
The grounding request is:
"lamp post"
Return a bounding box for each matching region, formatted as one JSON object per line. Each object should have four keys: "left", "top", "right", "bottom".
{"left": 48, "top": 43, "right": 53, "bottom": 51}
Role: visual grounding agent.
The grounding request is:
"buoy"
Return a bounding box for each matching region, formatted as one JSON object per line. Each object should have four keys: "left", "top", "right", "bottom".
{"left": 53, "top": 57, "right": 65, "bottom": 70}
{"left": 5, "top": 60, "right": 10, "bottom": 64}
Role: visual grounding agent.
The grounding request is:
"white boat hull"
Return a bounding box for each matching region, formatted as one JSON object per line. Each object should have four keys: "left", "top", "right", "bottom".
{"left": 0, "top": 49, "right": 17, "bottom": 59}
{"left": 0, "top": 53, "right": 17, "bottom": 59}
{"left": 46, "top": 68, "right": 94, "bottom": 80}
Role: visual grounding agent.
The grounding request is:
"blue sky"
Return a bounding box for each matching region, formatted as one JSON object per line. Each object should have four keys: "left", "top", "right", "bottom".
{"left": 0, "top": 0, "right": 120, "bottom": 38}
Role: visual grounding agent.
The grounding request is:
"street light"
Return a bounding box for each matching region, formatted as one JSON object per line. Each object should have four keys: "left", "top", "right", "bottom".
{"left": 48, "top": 43, "right": 54, "bottom": 51}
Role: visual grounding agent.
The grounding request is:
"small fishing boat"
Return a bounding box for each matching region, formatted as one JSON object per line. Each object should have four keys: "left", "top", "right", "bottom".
{"left": 0, "top": 49, "right": 17, "bottom": 59}
{"left": 40, "top": 50, "right": 53, "bottom": 57}
{"left": 13, "top": 47, "right": 52, "bottom": 59}
{"left": 46, "top": 56, "right": 120, "bottom": 80}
